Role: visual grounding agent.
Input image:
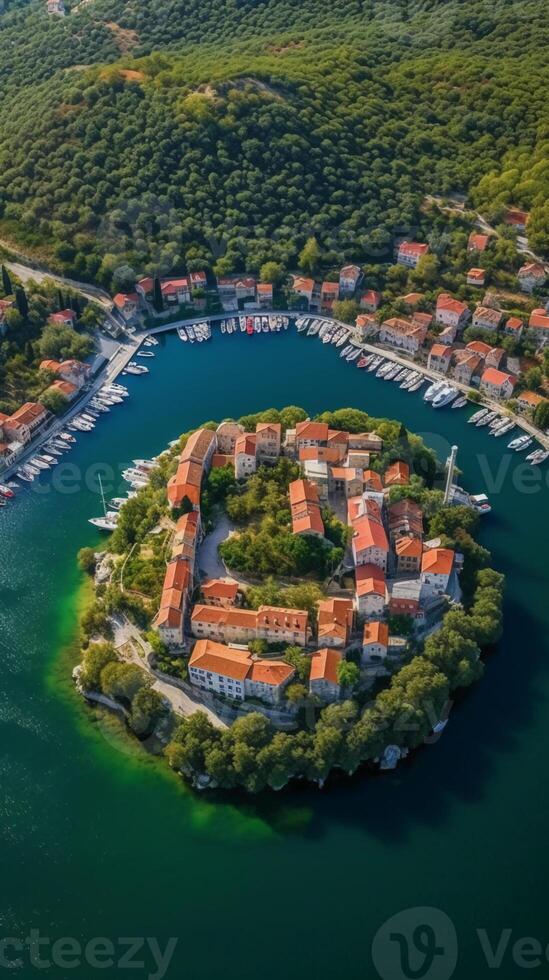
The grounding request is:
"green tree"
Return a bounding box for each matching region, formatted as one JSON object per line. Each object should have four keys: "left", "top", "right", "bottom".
{"left": 260, "top": 261, "right": 284, "bottom": 286}
{"left": 337, "top": 660, "right": 360, "bottom": 691}
{"left": 298, "top": 237, "right": 321, "bottom": 275}
{"left": 534, "top": 401, "right": 549, "bottom": 430}
{"left": 15, "top": 287, "right": 29, "bottom": 319}
{"left": 80, "top": 642, "right": 117, "bottom": 691}
{"left": 77, "top": 547, "right": 96, "bottom": 575}
{"left": 40, "top": 388, "right": 68, "bottom": 415}
{"left": 100, "top": 662, "right": 150, "bottom": 703}
{"left": 1, "top": 265, "right": 12, "bottom": 296}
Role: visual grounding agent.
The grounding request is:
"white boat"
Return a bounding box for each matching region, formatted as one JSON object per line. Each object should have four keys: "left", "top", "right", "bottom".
{"left": 452, "top": 397, "right": 468, "bottom": 409}
{"left": 376, "top": 361, "right": 393, "bottom": 378}
{"left": 29, "top": 457, "right": 50, "bottom": 470}
{"left": 395, "top": 368, "right": 410, "bottom": 383}
{"left": 89, "top": 514, "right": 119, "bottom": 531}
{"left": 384, "top": 364, "right": 401, "bottom": 380}
{"left": 346, "top": 347, "right": 361, "bottom": 362}
{"left": 530, "top": 449, "right": 549, "bottom": 466}
{"left": 59, "top": 433, "right": 76, "bottom": 443}
{"left": 368, "top": 356, "right": 382, "bottom": 372}
{"left": 137, "top": 351, "right": 155, "bottom": 358}
{"left": 469, "top": 409, "right": 488, "bottom": 424}
{"left": 408, "top": 379, "right": 425, "bottom": 392}
{"left": 470, "top": 493, "right": 492, "bottom": 514}
{"left": 477, "top": 411, "right": 497, "bottom": 427}
{"left": 340, "top": 345, "right": 352, "bottom": 358}
{"left": 424, "top": 379, "right": 446, "bottom": 402}
{"left": 432, "top": 386, "right": 458, "bottom": 408}
{"left": 16, "top": 467, "right": 35, "bottom": 483}
{"left": 335, "top": 332, "right": 349, "bottom": 347}
{"left": 0, "top": 483, "right": 15, "bottom": 498}
{"left": 125, "top": 363, "right": 149, "bottom": 375}
{"left": 508, "top": 434, "right": 533, "bottom": 451}
{"left": 132, "top": 459, "right": 155, "bottom": 470}
{"left": 492, "top": 420, "right": 515, "bottom": 437}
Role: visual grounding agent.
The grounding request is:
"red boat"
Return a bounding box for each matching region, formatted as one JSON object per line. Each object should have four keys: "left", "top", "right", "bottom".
{"left": 0, "top": 484, "right": 14, "bottom": 498}
{"left": 357, "top": 356, "right": 369, "bottom": 369}
{"left": 246, "top": 316, "right": 254, "bottom": 335}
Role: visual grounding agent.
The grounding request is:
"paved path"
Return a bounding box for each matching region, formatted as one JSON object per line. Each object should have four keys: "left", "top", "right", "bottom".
{"left": 198, "top": 513, "right": 234, "bottom": 580}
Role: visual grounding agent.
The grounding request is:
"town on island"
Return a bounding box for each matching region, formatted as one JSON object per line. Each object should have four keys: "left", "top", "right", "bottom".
{"left": 74, "top": 404, "right": 504, "bottom": 793}
{"left": 1, "top": 213, "right": 549, "bottom": 499}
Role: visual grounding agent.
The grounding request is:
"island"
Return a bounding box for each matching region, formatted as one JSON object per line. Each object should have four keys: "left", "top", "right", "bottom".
{"left": 75, "top": 405, "right": 504, "bottom": 793}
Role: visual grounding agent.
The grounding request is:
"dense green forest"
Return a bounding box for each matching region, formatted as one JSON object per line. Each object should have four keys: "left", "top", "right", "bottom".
{"left": 0, "top": 0, "right": 547, "bottom": 287}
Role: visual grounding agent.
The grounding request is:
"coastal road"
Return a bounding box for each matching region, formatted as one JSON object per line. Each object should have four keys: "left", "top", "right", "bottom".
{"left": 198, "top": 513, "right": 235, "bottom": 580}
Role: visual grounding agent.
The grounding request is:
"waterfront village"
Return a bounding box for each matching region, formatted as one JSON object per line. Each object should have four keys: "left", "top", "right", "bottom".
{"left": 149, "top": 419, "right": 462, "bottom": 712}
{"left": 1, "top": 218, "right": 549, "bottom": 484}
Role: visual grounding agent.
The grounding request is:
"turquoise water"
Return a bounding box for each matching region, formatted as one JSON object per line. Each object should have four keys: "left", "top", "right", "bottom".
{"left": 1, "top": 328, "right": 548, "bottom": 979}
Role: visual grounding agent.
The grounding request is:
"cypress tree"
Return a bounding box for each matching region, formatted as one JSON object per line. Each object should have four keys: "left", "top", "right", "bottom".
{"left": 153, "top": 275, "right": 163, "bottom": 313}
{"left": 58, "top": 289, "right": 65, "bottom": 310}
{"left": 1, "top": 265, "right": 12, "bottom": 296}
{"left": 15, "top": 286, "right": 29, "bottom": 320}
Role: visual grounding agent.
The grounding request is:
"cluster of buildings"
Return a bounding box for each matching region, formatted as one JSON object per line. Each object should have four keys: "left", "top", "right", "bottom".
{"left": 152, "top": 413, "right": 463, "bottom": 711}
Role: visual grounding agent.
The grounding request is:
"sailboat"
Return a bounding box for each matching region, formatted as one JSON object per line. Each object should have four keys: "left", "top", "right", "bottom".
{"left": 89, "top": 473, "right": 119, "bottom": 531}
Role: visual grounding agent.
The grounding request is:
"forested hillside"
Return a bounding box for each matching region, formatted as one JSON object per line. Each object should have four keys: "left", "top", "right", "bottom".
{"left": 0, "top": 0, "right": 547, "bottom": 286}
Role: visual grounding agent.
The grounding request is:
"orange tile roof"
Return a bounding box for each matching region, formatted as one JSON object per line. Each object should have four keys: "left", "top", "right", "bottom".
{"left": 40, "top": 359, "right": 61, "bottom": 373}
{"left": 518, "top": 262, "right": 546, "bottom": 279}
{"left": 384, "top": 460, "right": 410, "bottom": 487}
{"left": 293, "top": 509, "right": 325, "bottom": 536}
{"left": 468, "top": 233, "right": 489, "bottom": 251}
{"left": 362, "top": 470, "right": 383, "bottom": 492}
{"left": 402, "top": 292, "right": 424, "bottom": 305}
{"left": 310, "top": 647, "right": 342, "bottom": 685}
{"left": 234, "top": 433, "right": 256, "bottom": 457}
{"left": 352, "top": 515, "right": 389, "bottom": 554}
{"left": 331, "top": 466, "right": 363, "bottom": 481}
{"left": 211, "top": 453, "right": 233, "bottom": 468}
{"left": 298, "top": 446, "right": 344, "bottom": 464}
{"left": 529, "top": 309, "right": 549, "bottom": 330}
{"left": 191, "top": 605, "right": 257, "bottom": 630}
{"left": 289, "top": 479, "right": 319, "bottom": 507}
{"left": 202, "top": 579, "right": 239, "bottom": 601}
{"left": 327, "top": 429, "right": 349, "bottom": 446}
{"left": 6, "top": 402, "right": 46, "bottom": 426}
{"left": 181, "top": 428, "right": 216, "bottom": 464}
{"left": 163, "top": 559, "right": 191, "bottom": 592}
{"left": 295, "top": 420, "right": 329, "bottom": 442}
{"left": 355, "top": 563, "right": 386, "bottom": 597}
{"left": 421, "top": 547, "right": 454, "bottom": 575}
{"left": 480, "top": 367, "right": 516, "bottom": 388}
{"left": 321, "top": 281, "right": 339, "bottom": 295}
{"left": 317, "top": 598, "right": 353, "bottom": 642}
{"left": 248, "top": 660, "right": 294, "bottom": 686}
{"left": 468, "top": 268, "right": 486, "bottom": 281}
{"left": 505, "top": 317, "right": 523, "bottom": 331}
{"left": 256, "top": 422, "right": 281, "bottom": 437}
{"left": 517, "top": 390, "right": 547, "bottom": 407}
{"left": 436, "top": 293, "right": 469, "bottom": 315}
{"left": 399, "top": 242, "right": 428, "bottom": 257}
{"left": 466, "top": 340, "right": 492, "bottom": 357}
{"left": 363, "top": 621, "right": 389, "bottom": 647}
{"left": 189, "top": 640, "right": 252, "bottom": 681}
{"left": 48, "top": 380, "right": 77, "bottom": 397}
{"left": 395, "top": 535, "right": 423, "bottom": 558}
{"left": 257, "top": 606, "right": 309, "bottom": 632}
{"left": 430, "top": 343, "right": 453, "bottom": 359}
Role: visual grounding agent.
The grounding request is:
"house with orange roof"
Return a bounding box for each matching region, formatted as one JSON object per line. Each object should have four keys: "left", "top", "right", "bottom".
{"left": 45, "top": 379, "right": 78, "bottom": 402}
{"left": 527, "top": 309, "right": 549, "bottom": 343}
{"left": 472, "top": 306, "right": 503, "bottom": 331}
{"left": 435, "top": 293, "right": 470, "bottom": 331}
{"left": 256, "top": 282, "right": 273, "bottom": 307}
{"left": 346, "top": 448, "right": 371, "bottom": 469}
{"left": 479, "top": 367, "right": 516, "bottom": 401}
{"left": 255, "top": 422, "right": 282, "bottom": 460}
{"left": 291, "top": 276, "right": 315, "bottom": 305}
{"left": 245, "top": 659, "right": 296, "bottom": 703}
{"left": 40, "top": 359, "right": 62, "bottom": 375}
{"left": 412, "top": 311, "right": 433, "bottom": 330}
{"left": 2, "top": 402, "right": 48, "bottom": 445}
{"left": 347, "top": 494, "right": 383, "bottom": 526}
{"left": 518, "top": 262, "right": 547, "bottom": 294}
{"left": 466, "top": 341, "right": 505, "bottom": 370}
{"left": 294, "top": 420, "right": 329, "bottom": 450}
{"left": 58, "top": 359, "right": 91, "bottom": 387}
{"left": 362, "top": 621, "right": 389, "bottom": 663}
{"left": 167, "top": 459, "right": 203, "bottom": 509}
{"left": 48, "top": 309, "right": 76, "bottom": 327}
{"left": 331, "top": 467, "right": 363, "bottom": 499}
{"left": 428, "top": 343, "right": 453, "bottom": 374}
{"left": 395, "top": 535, "right": 423, "bottom": 575}
{"left": 234, "top": 433, "right": 257, "bottom": 480}
{"left": 515, "top": 390, "right": 548, "bottom": 415}
{"left": 352, "top": 515, "right": 389, "bottom": 570}
{"left": 397, "top": 242, "right": 429, "bottom": 268}
{"left": 289, "top": 478, "right": 325, "bottom": 539}
{"left": 505, "top": 209, "right": 528, "bottom": 231}
{"left": 317, "top": 597, "right": 354, "bottom": 649}
{"left": 256, "top": 606, "right": 310, "bottom": 646}
{"left": 349, "top": 432, "right": 383, "bottom": 452}
{"left": 379, "top": 317, "right": 427, "bottom": 354}
{"left": 201, "top": 579, "right": 239, "bottom": 608}
{"left": 384, "top": 460, "right": 410, "bottom": 488}
{"left": 162, "top": 277, "right": 192, "bottom": 304}
{"left": 362, "top": 470, "right": 383, "bottom": 493}
{"left": 113, "top": 293, "right": 140, "bottom": 319}
{"left": 339, "top": 264, "right": 362, "bottom": 295}
{"left": 181, "top": 428, "right": 216, "bottom": 468}
{"left": 320, "top": 281, "right": 339, "bottom": 311}
{"left": 355, "top": 564, "right": 387, "bottom": 617}
{"left": 188, "top": 640, "right": 251, "bottom": 701}
{"left": 504, "top": 316, "right": 524, "bottom": 339}
{"left": 216, "top": 420, "right": 244, "bottom": 454}
{"left": 420, "top": 547, "right": 455, "bottom": 598}
{"left": 388, "top": 499, "right": 424, "bottom": 541}
{"left": 360, "top": 289, "right": 381, "bottom": 312}
{"left": 309, "top": 648, "right": 343, "bottom": 703}
{"left": 401, "top": 292, "right": 424, "bottom": 308}
{"left": 467, "top": 269, "right": 486, "bottom": 288}
{"left": 355, "top": 313, "right": 379, "bottom": 340}
{"left": 452, "top": 350, "right": 483, "bottom": 386}
{"left": 153, "top": 558, "right": 192, "bottom": 647}
{"left": 468, "top": 232, "right": 489, "bottom": 252}
{"left": 191, "top": 605, "right": 258, "bottom": 645}
{"left": 327, "top": 429, "right": 349, "bottom": 452}
{"left": 299, "top": 446, "right": 345, "bottom": 465}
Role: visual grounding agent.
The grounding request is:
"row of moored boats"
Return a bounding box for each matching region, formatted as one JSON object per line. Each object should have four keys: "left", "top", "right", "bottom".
{"left": 89, "top": 457, "right": 156, "bottom": 530}
{"left": 467, "top": 408, "right": 548, "bottom": 463}
{"left": 177, "top": 315, "right": 290, "bottom": 342}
